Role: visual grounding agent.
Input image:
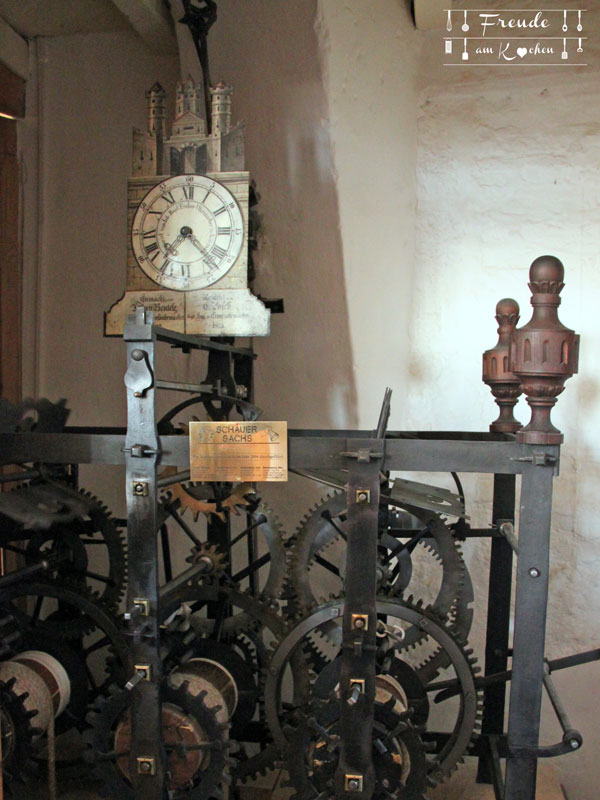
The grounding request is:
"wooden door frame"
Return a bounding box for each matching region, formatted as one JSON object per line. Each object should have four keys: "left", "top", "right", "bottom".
{"left": 0, "top": 60, "right": 25, "bottom": 404}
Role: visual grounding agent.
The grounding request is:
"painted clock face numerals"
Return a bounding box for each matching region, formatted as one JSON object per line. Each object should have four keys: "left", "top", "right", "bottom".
{"left": 131, "top": 174, "right": 245, "bottom": 291}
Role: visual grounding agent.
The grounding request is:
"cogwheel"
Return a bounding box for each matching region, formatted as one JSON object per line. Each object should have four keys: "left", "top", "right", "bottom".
{"left": 0, "top": 485, "right": 127, "bottom": 607}
{"left": 298, "top": 694, "right": 427, "bottom": 800}
{"left": 0, "top": 580, "right": 128, "bottom": 709}
{"left": 264, "top": 597, "right": 481, "bottom": 786}
{"left": 0, "top": 676, "right": 42, "bottom": 783}
{"left": 160, "top": 468, "right": 257, "bottom": 522}
{"left": 161, "top": 485, "right": 288, "bottom": 602}
{"left": 162, "top": 578, "right": 289, "bottom": 655}
{"left": 286, "top": 493, "right": 472, "bottom": 651}
{"left": 85, "top": 679, "right": 234, "bottom": 800}
{"left": 185, "top": 542, "right": 228, "bottom": 579}
{"left": 160, "top": 580, "right": 309, "bottom": 782}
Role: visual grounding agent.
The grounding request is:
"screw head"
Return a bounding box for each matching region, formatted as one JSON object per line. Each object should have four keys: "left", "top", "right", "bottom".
{"left": 569, "top": 738, "right": 580, "bottom": 750}
{"left": 354, "top": 617, "right": 365, "bottom": 629}
{"left": 529, "top": 567, "right": 541, "bottom": 578}
{"left": 131, "top": 348, "right": 145, "bottom": 361}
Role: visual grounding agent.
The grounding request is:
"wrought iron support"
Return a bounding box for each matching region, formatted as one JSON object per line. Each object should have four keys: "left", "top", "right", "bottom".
{"left": 477, "top": 474, "right": 516, "bottom": 784}
{"left": 123, "top": 307, "right": 164, "bottom": 799}
{"left": 504, "top": 447, "right": 558, "bottom": 799}
{"left": 335, "top": 440, "right": 383, "bottom": 799}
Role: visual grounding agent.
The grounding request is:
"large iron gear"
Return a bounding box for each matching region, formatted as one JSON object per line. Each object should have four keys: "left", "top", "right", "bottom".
{"left": 263, "top": 597, "right": 481, "bottom": 788}
{"left": 287, "top": 493, "right": 473, "bottom": 651}
{"left": 0, "top": 581, "right": 128, "bottom": 703}
{"left": 84, "top": 680, "right": 231, "bottom": 799}
{"left": 0, "top": 486, "right": 127, "bottom": 607}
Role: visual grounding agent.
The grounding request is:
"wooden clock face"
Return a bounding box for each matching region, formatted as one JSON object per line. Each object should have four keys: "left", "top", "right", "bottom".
{"left": 131, "top": 174, "right": 245, "bottom": 291}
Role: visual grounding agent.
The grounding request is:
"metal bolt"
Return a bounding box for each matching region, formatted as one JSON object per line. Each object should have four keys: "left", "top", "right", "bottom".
{"left": 347, "top": 684, "right": 362, "bottom": 706}
{"left": 131, "top": 349, "right": 145, "bottom": 361}
{"left": 136, "top": 757, "right": 155, "bottom": 775}
{"left": 355, "top": 489, "right": 371, "bottom": 504}
{"left": 569, "top": 738, "right": 580, "bottom": 750}
{"left": 125, "top": 671, "right": 144, "bottom": 691}
{"left": 529, "top": 567, "right": 541, "bottom": 578}
{"left": 344, "top": 775, "right": 363, "bottom": 792}
{"left": 351, "top": 613, "right": 368, "bottom": 630}
{"left": 132, "top": 481, "right": 148, "bottom": 497}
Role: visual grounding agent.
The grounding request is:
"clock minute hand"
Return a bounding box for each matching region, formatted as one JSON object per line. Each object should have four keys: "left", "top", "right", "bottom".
{"left": 188, "top": 234, "right": 218, "bottom": 270}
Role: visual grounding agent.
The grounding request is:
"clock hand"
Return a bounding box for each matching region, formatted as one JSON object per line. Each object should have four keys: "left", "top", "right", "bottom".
{"left": 164, "top": 233, "right": 185, "bottom": 256}
{"left": 188, "top": 234, "right": 219, "bottom": 270}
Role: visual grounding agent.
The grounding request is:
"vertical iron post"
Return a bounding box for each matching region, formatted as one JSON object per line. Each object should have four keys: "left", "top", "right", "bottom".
{"left": 477, "top": 472, "right": 516, "bottom": 785}
{"left": 335, "top": 439, "right": 383, "bottom": 799}
{"left": 123, "top": 308, "right": 164, "bottom": 799}
{"left": 504, "top": 447, "right": 558, "bottom": 799}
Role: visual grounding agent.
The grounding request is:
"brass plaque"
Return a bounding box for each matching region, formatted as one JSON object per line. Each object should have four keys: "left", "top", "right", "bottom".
{"left": 189, "top": 421, "right": 287, "bottom": 482}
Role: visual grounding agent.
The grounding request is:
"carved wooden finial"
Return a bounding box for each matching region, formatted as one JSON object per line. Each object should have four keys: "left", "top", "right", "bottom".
{"left": 482, "top": 298, "right": 522, "bottom": 433}
{"left": 509, "top": 256, "right": 580, "bottom": 444}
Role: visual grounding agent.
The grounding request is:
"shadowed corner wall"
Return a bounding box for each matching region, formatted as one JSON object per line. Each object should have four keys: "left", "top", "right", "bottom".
{"left": 23, "top": 29, "right": 180, "bottom": 511}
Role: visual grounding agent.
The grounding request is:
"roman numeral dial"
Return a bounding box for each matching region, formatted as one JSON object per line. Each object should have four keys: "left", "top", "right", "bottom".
{"left": 131, "top": 174, "right": 245, "bottom": 291}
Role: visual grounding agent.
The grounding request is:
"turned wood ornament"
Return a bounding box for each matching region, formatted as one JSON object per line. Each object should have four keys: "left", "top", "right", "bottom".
{"left": 482, "top": 298, "right": 522, "bottom": 433}
{"left": 510, "top": 255, "right": 580, "bottom": 445}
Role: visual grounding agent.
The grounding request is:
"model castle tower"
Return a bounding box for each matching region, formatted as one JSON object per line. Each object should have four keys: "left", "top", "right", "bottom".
{"left": 132, "top": 77, "right": 245, "bottom": 178}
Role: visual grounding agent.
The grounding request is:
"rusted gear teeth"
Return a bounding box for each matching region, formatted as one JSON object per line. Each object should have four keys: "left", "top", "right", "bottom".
{"left": 186, "top": 542, "right": 228, "bottom": 579}
{"left": 159, "top": 468, "right": 258, "bottom": 522}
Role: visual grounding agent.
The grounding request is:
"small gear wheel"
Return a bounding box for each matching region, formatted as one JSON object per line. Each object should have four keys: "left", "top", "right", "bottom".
{"left": 185, "top": 542, "right": 228, "bottom": 580}
{"left": 288, "top": 695, "right": 428, "bottom": 800}
{"left": 0, "top": 676, "right": 42, "bottom": 783}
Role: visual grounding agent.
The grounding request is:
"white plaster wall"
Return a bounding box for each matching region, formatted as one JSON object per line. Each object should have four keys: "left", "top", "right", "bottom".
{"left": 411, "top": 6, "right": 600, "bottom": 797}
{"left": 315, "top": 0, "right": 419, "bottom": 429}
